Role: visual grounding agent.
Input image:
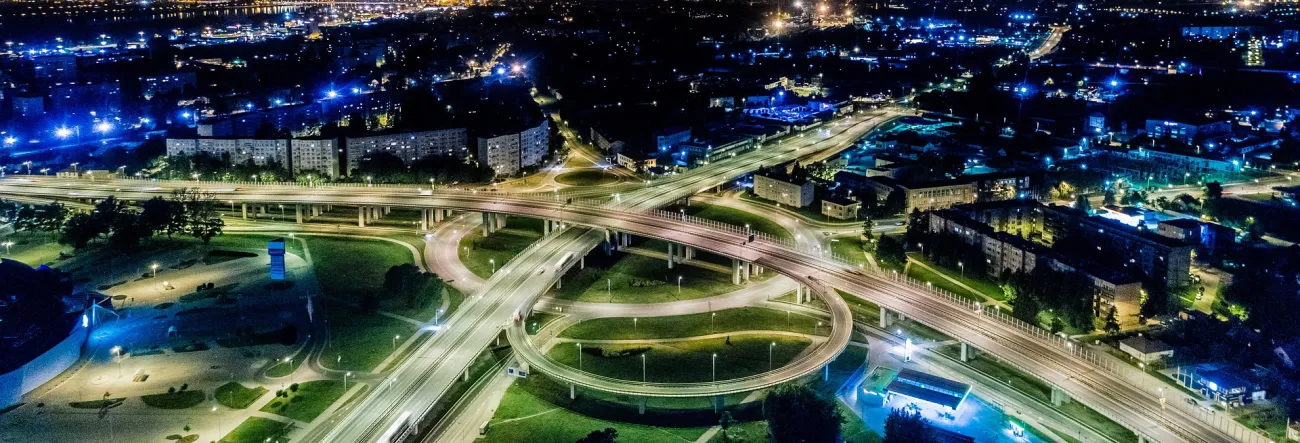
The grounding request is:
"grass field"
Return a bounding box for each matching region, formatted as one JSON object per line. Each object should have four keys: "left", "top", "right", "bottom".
{"left": 679, "top": 203, "right": 792, "bottom": 240}
{"left": 548, "top": 334, "right": 812, "bottom": 383}
{"left": 483, "top": 379, "right": 711, "bottom": 443}
{"left": 458, "top": 216, "right": 544, "bottom": 279}
{"left": 140, "top": 390, "right": 205, "bottom": 409}
{"left": 908, "top": 255, "right": 1006, "bottom": 302}
{"left": 555, "top": 169, "right": 621, "bottom": 187}
{"left": 828, "top": 235, "right": 870, "bottom": 266}
{"left": 559, "top": 307, "right": 827, "bottom": 340}
{"left": 259, "top": 380, "right": 346, "bottom": 423}
{"left": 905, "top": 263, "right": 983, "bottom": 303}
{"left": 301, "top": 236, "right": 423, "bottom": 372}
{"left": 215, "top": 382, "right": 268, "bottom": 409}
{"left": 219, "top": 417, "right": 294, "bottom": 443}
{"left": 552, "top": 252, "right": 742, "bottom": 304}
{"left": 1232, "top": 401, "right": 1290, "bottom": 440}
{"left": 2, "top": 233, "right": 65, "bottom": 267}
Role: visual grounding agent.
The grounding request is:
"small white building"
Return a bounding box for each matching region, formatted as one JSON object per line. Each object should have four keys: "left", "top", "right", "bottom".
{"left": 1119, "top": 336, "right": 1174, "bottom": 363}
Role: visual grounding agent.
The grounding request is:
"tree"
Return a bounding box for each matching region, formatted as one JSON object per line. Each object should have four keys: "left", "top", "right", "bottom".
{"left": 140, "top": 197, "right": 187, "bottom": 238}
{"left": 575, "top": 428, "right": 617, "bottom": 443}
{"left": 61, "top": 213, "right": 102, "bottom": 248}
{"left": 1104, "top": 306, "right": 1120, "bottom": 335}
{"left": 883, "top": 408, "right": 937, "bottom": 443}
{"left": 1102, "top": 189, "right": 1116, "bottom": 206}
{"left": 174, "top": 188, "right": 224, "bottom": 244}
{"left": 12, "top": 203, "right": 67, "bottom": 232}
{"left": 383, "top": 264, "right": 442, "bottom": 309}
{"left": 763, "top": 384, "right": 841, "bottom": 443}
{"left": 718, "top": 412, "right": 737, "bottom": 441}
{"left": 1074, "top": 194, "right": 1091, "bottom": 214}
{"left": 1205, "top": 181, "right": 1224, "bottom": 200}
{"left": 109, "top": 211, "right": 153, "bottom": 249}
{"left": 1050, "top": 316, "right": 1065, "bottom": 335}
{"left": 876, "top": 236, "right": 907, "bottom": 270}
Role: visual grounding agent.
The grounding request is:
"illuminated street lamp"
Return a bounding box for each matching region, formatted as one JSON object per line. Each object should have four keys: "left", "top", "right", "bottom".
{"left": 392, "top": 335, "right": 400, "bottom": 351}
{"left": 150, "top": 263, "right": 159, "bottom": 278}
{"left": 490, "top": 258, "right": 496, "bottom": 273}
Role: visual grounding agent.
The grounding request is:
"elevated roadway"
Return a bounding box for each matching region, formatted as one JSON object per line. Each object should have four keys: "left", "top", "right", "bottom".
{"left": 0, "top": 176, "right": 1246, "bottom": 443}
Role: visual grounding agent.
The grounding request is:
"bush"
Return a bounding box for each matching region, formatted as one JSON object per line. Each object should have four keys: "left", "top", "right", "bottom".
{"left": 630, "top": 279, "right": 664, "bottom": 288}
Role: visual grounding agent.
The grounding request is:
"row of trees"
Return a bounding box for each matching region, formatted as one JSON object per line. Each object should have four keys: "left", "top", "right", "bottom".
{"left": 376, "top": 264, "right": 444, "bottom": 313}
{"left": 42, "top": 190, "right": 224, "bottom": 249}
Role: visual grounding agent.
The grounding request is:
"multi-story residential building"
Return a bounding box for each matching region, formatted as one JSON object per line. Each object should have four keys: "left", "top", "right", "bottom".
{"left": 1144, "top": 118, "right": 1231, "bottom": 145}
{"left": 654, "top": 127, "right": 691, "bottom": 151}
{"left": 344, "top": 128, "right": 468, "bottom": 174}
{"left": 753, "top": 170, "right": 815, "bottom": 207}
{"left": 290, "top": 139, "right": 341, "bottom": 178}
{"left": 11, "top": 94, "right": 43, "bottom": 121}
{"left": 140, "top": 72, "right": 197, "bottom": 99}
{"left": 821, "top": 195, "right": 861, "bottom": 220}
{"left": 33, "top": 55, "right": 77, "bottom": 82}
{"left": 476, "top": 120, "right": 549, "bottom": 176}
{"left": 166, "top": 138, "right": 291, "bottom": 169}
{"left": 927, "top": 209, "right": 1143, "bottom": 323}
{"left": 48, "top": 81, "right": 121, "bottom": 116}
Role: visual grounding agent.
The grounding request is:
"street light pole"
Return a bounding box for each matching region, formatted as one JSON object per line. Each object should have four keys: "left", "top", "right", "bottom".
{"left": 392, "top": 335, "right": 400, "bottom": 352}
{"left": 641, "top": 354, "right": 646, "bottom": 382}
{"left": 769, "top": 342, "right": 775, "bottom": 370}
{"left": 490, "top": 259, "right": 496, "bottom": 273}
{"left": 677, "top": 276, "right": 682, "bottom": 295}
{"left": 712, "top": 353, "right": 717, "bottom": 382}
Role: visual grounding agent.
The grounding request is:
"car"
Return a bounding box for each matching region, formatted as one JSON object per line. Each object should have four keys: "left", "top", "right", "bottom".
{"left": 893, "top": 221, "right": 905, "bottom": 226}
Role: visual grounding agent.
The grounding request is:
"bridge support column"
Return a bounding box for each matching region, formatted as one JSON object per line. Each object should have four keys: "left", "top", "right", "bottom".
{"left": 879, "top": 307, "right": 889, "bottom": 328}
{"left": 713, "top": 395, "right": 724, "bottom": 413}
{"left": 496, "top": 213, "right": 507, "bottom": 229}
{"left": 463, "top": 368, "right": 469, "bottom": 381}
{"left": 638, "top": 397, "right": 646, "bottom": 415}
{"left": 824, "top": 363, "right": 829, "bottom": 381}
{"left": 620, "top": 232, "right": 630, "bottom": 248}
{"left": 384, "top": 206, "right": 391, "bottom": 215}
{"left": 796, "top": 285, "right": 804, "bottom": 303}
{"left": 544, "top": 220, "right": 552, "bottom": 236}
{"left": 732, "top": 259, "right": 742, "bottom": 285}
{"left": 421, "top": 209, "right": 429, "bottom": 231}
{"left": 295, "top": 204, "right": 303, "bottom": 224}
{"left": 241, "top": 203, "right": 247, "bottom": 220}
{"left": 960, "top": 343, "right": 974, "bottom": 362}
{"left": 358, "top": 207, "right": 366, "bottom": 227}
{"left": 482, "top": 213, "right": 492, "bottom": 236}
{"left": 1050, "top": 386, "right": 1070, "bottom": 407}
{"left": 570, "top": 384, "right": 576, "bottom": 400}
{"left": 667, "top": 243, "right": 675, "bottom": 269}
{"left": 743, "top": 261, "right": 751, "bottom": 281}
{"left": 1137, "top": 436, "right": 1148, "bottom": 443}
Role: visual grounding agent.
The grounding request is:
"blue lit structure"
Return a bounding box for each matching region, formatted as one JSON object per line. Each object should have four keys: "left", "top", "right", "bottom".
{"left": 885, "top": 368, "right": 972, "bottom": 411}
{"left": 268, "top": 238, "right": 286, "bottom": 281}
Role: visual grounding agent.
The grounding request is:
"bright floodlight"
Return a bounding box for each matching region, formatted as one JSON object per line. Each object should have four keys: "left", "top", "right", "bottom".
{"left": 326, "top": 90, "right": 339, "bottom": 99}
{"left": 3, "top": 136, "right": 15, "bottom": 145}
{"left": 511, "top": 63, "right": 522, "bottom": 73}
{"left": 94, "top": 122, "right": 113, "bottom": 133}
{"left": 54, "top": 127, "right": 72, "bottom": 139}
{"left": 496, "top": 67, "right": 506, "bottom": 75}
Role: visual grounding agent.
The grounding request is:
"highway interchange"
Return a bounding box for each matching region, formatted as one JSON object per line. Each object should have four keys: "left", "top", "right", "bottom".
{"left": 0, "top": 107, "right": 1245, "bottom": 443}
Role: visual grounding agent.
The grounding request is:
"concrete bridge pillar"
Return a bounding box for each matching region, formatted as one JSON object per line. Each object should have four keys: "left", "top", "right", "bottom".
{"left": 295, "top": 204, "right": 303, "bottom": 224}
{"left": 358, "top": 207, "right": 366, "bottom": 227}
{"left": 960, "top": 343, "right": 975, "bottom": 362}
{"left": 384, "top": 206, "right": 391, "bottom": 215}
{"left": 732, "top": 259, "right": 742, "bottom": 285}
{"left": 241, "top": 203, "right": 247, "bottom": 220}
{"left": 620, "top": 232, "right": 630, "bottom": 248}
{"left": 743, "top": 261, "right": 751, "bottom": 282}
{"left": 544, "top": 220, "right": 552, "bottom": 236}
{"left": 638, "top": 397, "right": 646, "bottom": 415}
{"left": 796, "top": 285, "right": 804, "bottom": 303}
{"left": 421, "top": 209, "right": 429, "bottom": 231}
{"left": 580, "top": 256, "right": 585, "bottom": 270}
{"left": 879, "top": 307, "right": 890, "bottom": 329}
{"left": 496, "top": 213, "right": 507, "bottom": 229}
{"left": 433, "top": 209, "right": 444, "bottom": 223}
{"left": 667, "top": 243, "right": 675, "bottom": 269}
{"left": 713, "top": 395, "right": 724, "bottom": 413}
{"left": 482, "top": 213, "right": 492, "bottom": 236}
{"left": 1050, "top": 386, "right": 1070, "bottom": 407}
{"left": 570, "top": 383, "right": 576, "bottom": 400}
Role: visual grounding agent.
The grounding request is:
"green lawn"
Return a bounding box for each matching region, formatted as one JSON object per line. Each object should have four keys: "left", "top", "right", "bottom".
{"left": 680, "top": 203, "right": 792, "bottom": 240}
{"left": 259, "top": 380, "right": 346, "bottom": 423}
{"left": 828, "top": 235, "right": 870, "bottom": 266}
{"left": 909, "top": 255, "right": 1006, "bottom": 302}
{"left": 1232, "top": 401, "right": 1290, "bottom": 440}
{"left": 559, "top": 307, "right": 827, "bottom": 340}
{"left": 548, "top": 335, "right": 812, "bottom": 383}
{"left": 219, "top": 417, "right": 294, "bottom": 443}
{"left": 553, "top": 252, "right": 742, "bottom": 304}
{"left": 1, "top": 233, "right": 65, "bottom": 267}
{"left": 215, "top": 382, "right": 268, "bottom": 409}
{"left": 459, "top": 216, "right": 544, "bottom": 279}
{"left": 321, "top": 298, "right": 417, "bottom": 372}
{"left": 301, "top": 236, "right": 423, "bottom": 372}
{"left": 905, "top": 263, "right": 984, "bottom": 303}
{"left": 555, "top": 169, "right": 620, "bottom": 187}
{"left": 264, "top": 353, "right": 303, "bottom": 377}
{"left": 140, "top": 390, "right": 206, "bottom": 409}
{"left": 483, "top": 380, "right": 711, "bottom": 443}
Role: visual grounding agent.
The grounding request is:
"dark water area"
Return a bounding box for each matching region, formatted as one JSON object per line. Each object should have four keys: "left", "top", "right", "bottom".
{"left": 0, "top": 3, "right": 303, "bottom": 44}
